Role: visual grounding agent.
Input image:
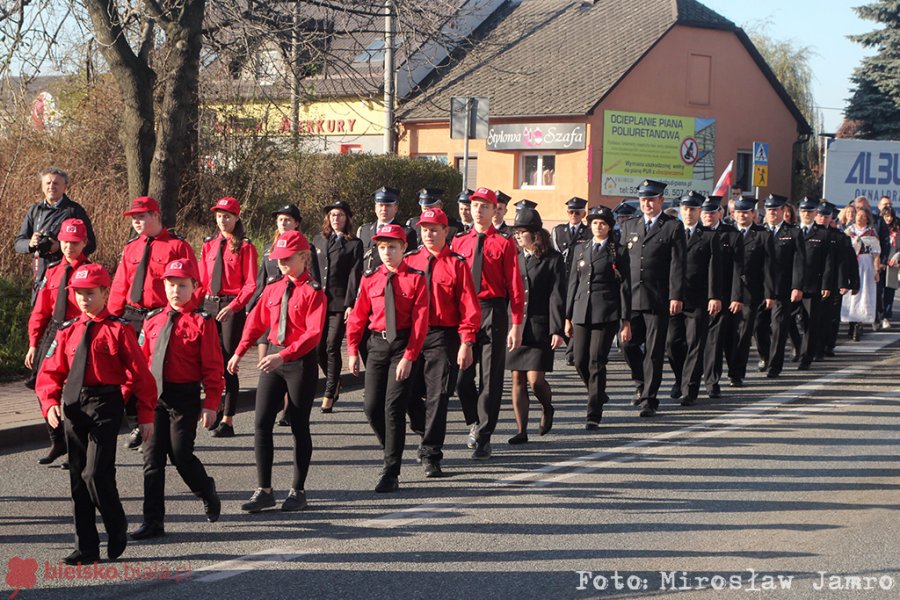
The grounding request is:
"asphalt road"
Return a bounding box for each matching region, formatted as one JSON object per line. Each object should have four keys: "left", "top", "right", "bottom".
{"left": 2, "top": 332, "right": 899, "bottom": 599}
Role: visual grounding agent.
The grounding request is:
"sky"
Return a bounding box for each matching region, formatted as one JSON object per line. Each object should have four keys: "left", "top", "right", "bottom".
{"left": 702, "top": 0, "right": 876, "bottom": 133}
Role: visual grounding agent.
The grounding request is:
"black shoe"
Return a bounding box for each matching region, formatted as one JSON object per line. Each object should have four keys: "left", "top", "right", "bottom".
{"left": 124, "top": 427, "right": 142, "bottom": 450}
{"left": 241, "top": 488, "right": 276, "bottom": 513}
{"left": 680, "top": 397, "right": 696, "bottom": 407}
{"left": 766, "top": 370, "right": 780, "bottom": 378}
{"left": 203, "top": 478, "right": 221, "bottom": 523}
{"left": 38, "top": 442, "right": 67, "bottom": 465}
{"left": 729, "top": 377, "right": 743, "bottom": 388}
{"left": 211, "top": 408, "right": 224, "bottom": 430}
{"left": 539, "top": 404, "right": 554, "bottom": 436}
{"left": 466, "top": 424, "right": 478, "bottom": 449}
{"left": 472, "top": 442, "right": 492, "bottom": 460}
{"left": 108, "top": 532, "right": 127, "bottom": 561}
{"left": 374, "top": 474, "right": 399, "bottom": 493}
{"left": 64, "top": 550, "right": 100, "bottom": 566}
{"left": 129, "top": 522, "right": 165, "bottom": 541}
{"left": 282, "top": 489, "right": 308, "bottom": 511}
{"left": 211, "top": 423, "right": 235, "bottom": 438}
{"left": 585, "top": 420, "right": 600, "bottom": 430}
{"left": 790, "top": 351, "right": 800, "bottom": 363}
{"left": 708, "top": 384, "right": 721, "bottom": 399}
{"left": 824, "top": 348, "right": 836, "bottom": 357}
{"left": 669, "top": 383, "right": 682, "bottom": 399}
{"left": 639, "top": 406, "right": 656, "bottom": 418}
{"left": 797, "top": 361, "right": 811, "bottom": 371}
{"left": 61, "top": 462, "right": 69, "bottom": 470}
{"left": 757, "top": 360, "right": 768, "bottom": 372}
{"left": 632, "top": 384, "right": 643, "bottom": 406}
{"left": 424, "top": 462, "right": 443, "bottom": 478}
{"left": 565, "top": 355, "right": 575, "bottom": 367}
{"left": 508, "top": 432, "right": 528, "bottom": 444}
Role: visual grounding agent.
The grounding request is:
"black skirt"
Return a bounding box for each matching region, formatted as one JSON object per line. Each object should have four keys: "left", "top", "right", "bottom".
{"left": 506, "top": 340, "right": 554, "bottom": 372}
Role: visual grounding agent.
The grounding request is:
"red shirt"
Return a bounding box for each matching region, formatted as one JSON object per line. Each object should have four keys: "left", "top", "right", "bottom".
{"left": 28, "top": 255, "right": 90, "bottom": 346}
{"left": 36, "top": 309, "right": 157, "bottom": 424}
{"left": 451, "top": 226, "right": 525, "bottom": 324}
{"left": 236, "top": 272, "right": 327, "bottom": 362}
{"left": 404, "top": 246, "right": 481, "bottom": 343}
{"left": 109, "top": 228, "right": 196, "bottom": 314}
{"left": 346, "top": 262, "right": 429, "bottom": 361}
{"left": 139, "top": 302, "right": 225, "bottom": 411}
{"left": 199, "top": 234, "right": 259, "bottom": 311}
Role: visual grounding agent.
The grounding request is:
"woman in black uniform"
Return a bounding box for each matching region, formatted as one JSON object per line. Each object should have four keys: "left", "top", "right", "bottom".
{"left": 506, "top": 207, "right": 567, "bottom": 444}
{"left": 247, "top": 205, "right": 302, "bottom": 426}
{"left": 565, "top": 206, "right": 632, "bottom": 429}
{"left": 310, "top": 201, "right": 363, "bottom": 413}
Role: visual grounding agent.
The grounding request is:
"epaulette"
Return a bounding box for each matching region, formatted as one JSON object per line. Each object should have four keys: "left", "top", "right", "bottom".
{"left": 107, "top": 315, "right": 129, "bottom": 324}
{"left": 59, "top": 317, "right": 78, "bottom": 330}
{"left": 405, "top": 247, "right": 423, "bottom": 257}
{"left": 267, "top": 274, "right": 284, "bottom": 284}
{"left": 406, "top": 218, "right": 416, "bottom": 228}
{"left": 408, "top": 267, "right": 425, "bottom": 276}
{"left": 47, "top": 259, "right": 62, "bottom": 268}
{"left": 146, "top": 307, "right": 165, "bottom": 319}
{"left": 243, "top": 237, "right": 252, "bottom": 243}
{"left": 307, "top": 279, "right": 322, "bottom": 290}
{"left": 124, "top": 236, "right": 140, "bottom": 245}
{"left": 364, "top": 268, "right": 378, "bottom": 277}
{"left": 452, "top": 252, "right": 466, "bottom": 261}
{"left": 203, "top": 235, "right": 216, "bottom": 243}
{"left": 193, "top": 309, "right": 213, "bottom": 320}
{"left": 169, "top": 230, "right": 186, "bottom": 240}
{"left": 455, "top": 229, "right": 469, "bottom": 237}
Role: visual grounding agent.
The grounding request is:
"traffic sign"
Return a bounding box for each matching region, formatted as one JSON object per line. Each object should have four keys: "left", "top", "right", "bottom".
{"left": 753, "top": 141, "right": 768, "bottom": 165}
{"left": 753, "top": 164, "right": 768, "bottom": 187}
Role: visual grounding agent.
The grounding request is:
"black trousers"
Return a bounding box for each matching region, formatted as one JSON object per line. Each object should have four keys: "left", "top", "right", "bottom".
{"left": 572, "top": 321, "right": 616, "bottom": 423}
{"left": 317, "top": 311, "right": 345, "bottom": 399}
{"left": 766, "top": 299, "right": 794, "bottom": 376}
{"left": 824, "top": 294, "right": 842, "bottom": 351}
{"left": 407, "top": 327, "right": 459, "bottom": 462}
{"left": 254, "top": 346, "right": 317, "bottom": 490}
{"left": 29, "top": 320, "right": 66, "bottom": 445}
{"left": 206, "top": 299, "right": 244, "bottom": 417}
{"left": 727, "top": 302, "right": 760, "bottom": 380}
{"left": 457, "top": 298, "right": 508, "bottom": 444}
{"left": 666, "top": 307, "right": 710, "bottom": 401}
{"left": 703, "top": 307, "right": 732, "bottom": 388}
{"left": 622, "top": 310, "right": 669, "bottom": 409}
{"left": 755, "top": 304, "right": 771, "bottom": 365}
{"left": 799, "top": 295, "right": 826, "bottom": 363}
{"left": 364, "top": 331, "right": 413, "bottom": 476}
{"left": 142, "top": 382, "right": 214, "bottom": 524}
{"left": 63, "top": 388, "right": 127, "bottom": 555}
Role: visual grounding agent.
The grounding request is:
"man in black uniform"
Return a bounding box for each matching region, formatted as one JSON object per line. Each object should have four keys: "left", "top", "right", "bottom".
{"left": 613, "top": 201, "right": 638, "bottom": 241}
{"left": 700, "top": 195, "right": 742, "bottom": 398}
{"left": 666, "top": 192, "right": 721, "bottom": 406}
{"left": 820, "top": 202, "right": 857, "bottom": 356}
{"left": 407, "top": 188, "right": 464, "bottom": 242}
{"left": 620, "top": 180, "right": 685, "bottom": 417}
{"left": 357, "top": 186, "right": 418, "bottom": 271}
{"left": 758, "top": 194, "right": 805, "bottom": 378}
{"left": 727, "top": 197, "right": 770, "bottom": 387}
{"left": 458, "top": 189, "right": 474, "bottom": 234}
{"left": 551, "top": 197, "right": 590, "bottom": 272}
{"left": 15, "top": 167, "right": 97, "bottom": 303}
{"left": 492, "top": 190, "right": 513, "bottom": 238}
{"left": 796, "top": 197, "right": 836, "bottom": 369}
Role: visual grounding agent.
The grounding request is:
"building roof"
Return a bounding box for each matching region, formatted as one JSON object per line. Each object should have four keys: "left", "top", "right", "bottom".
{"left": 401, "top": 0, "right": 812, "bottom": 135}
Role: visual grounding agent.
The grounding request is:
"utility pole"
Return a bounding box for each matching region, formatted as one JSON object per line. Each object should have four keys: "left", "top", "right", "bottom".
{"left": 383, "top": 0, "right": 395, "bottom": 154}
{"left": 291, "top": 0, "right": 302, "bottom": 149}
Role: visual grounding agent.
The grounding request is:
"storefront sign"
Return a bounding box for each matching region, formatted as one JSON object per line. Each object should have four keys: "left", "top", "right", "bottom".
{"left": 601, "top": 110, "right": 716, "bottom": 199}
{"left": 486, "top": 123, "right": 586, "bottom": 151}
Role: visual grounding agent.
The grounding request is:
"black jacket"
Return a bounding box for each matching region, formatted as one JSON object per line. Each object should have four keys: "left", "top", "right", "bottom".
{"left": 709, "top": 222, "right": 743, "bottom": 303}
{"left": 517, "top": 249, "right": 567, "bottom": 343}
{"left": 765, "top": 222, "right": 805, "bottom": 300}
{"left": 682, "top": 225, "right": 722, "bottom": 311}
{"left": 310, "top": 233, "right": 364, "bottom": 312}
{"left": 798, "top": 223, "right": 837, "bottom": 294}
{"left": 551, "top": 222, "right": 591, "bottom": 273}
{"left": 357, "top": 220, "right": 418, "bottom": 272}
{"left": 246, "top": 241, "right": 280, "bottom": 313}
{"left": 734, "top": 224, "right": 770, "bottom": 305}
{"left": 619, "top": 212, "right": 686, "bottom": 313}
{"left": 566, "top": 239, "right": 631, "bottom": 325}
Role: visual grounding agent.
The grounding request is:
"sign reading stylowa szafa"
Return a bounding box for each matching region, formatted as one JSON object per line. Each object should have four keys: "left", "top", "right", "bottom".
{"left": 486, "top": 123, "right": 586, "bottom": 151}
{"left": 601, "top": 110, "right": 716, "bottom": 199}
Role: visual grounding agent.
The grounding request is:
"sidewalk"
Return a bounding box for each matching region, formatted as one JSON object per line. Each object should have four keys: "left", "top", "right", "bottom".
{"left": 0, "top": 353, "right": 360, "bottom": 451}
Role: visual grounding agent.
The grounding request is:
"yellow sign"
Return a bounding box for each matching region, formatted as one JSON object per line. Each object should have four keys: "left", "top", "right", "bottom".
{"left": 207, "top": 99, "right": 385, "bottom": 137}
{"left": 753, "top": 165, "right": 768, "bottom": 187}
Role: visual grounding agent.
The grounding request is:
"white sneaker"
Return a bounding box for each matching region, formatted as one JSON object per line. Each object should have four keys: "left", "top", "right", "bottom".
{"left": 882, "top": 318, "right": 891, "bottom": 329}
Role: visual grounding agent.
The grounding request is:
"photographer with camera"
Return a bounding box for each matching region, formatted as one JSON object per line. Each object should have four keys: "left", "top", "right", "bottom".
{"left": 14, "top": 167, "right": 96, "bottom": 303}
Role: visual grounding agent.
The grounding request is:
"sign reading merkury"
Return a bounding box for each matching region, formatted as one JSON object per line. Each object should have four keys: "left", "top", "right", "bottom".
{"left": 486, "top": 123, "right": 586, "bottom": 151}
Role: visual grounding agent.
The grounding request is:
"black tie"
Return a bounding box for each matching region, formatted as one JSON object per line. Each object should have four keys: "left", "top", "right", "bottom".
{"left": 53, "top": 264, "right": 73, "bottom": 322}
{"left": 210, "top": 238, "right": 226, "bottom": 295}
{"left": 130, "top": 236, "right": 154, "bottom": 304}
{"left": 277, "top": 280, "right": 294, "bottom": 345}
{"left": 593, "top": 243, "right": 601, "bottom": 257}
{"left": 151, "top": 310, "right": 179, "bottom": 396}
{"left": 426, "top": 254, "right": 435, "bottom": 287}
{"left": 471, "top": 233, "right": 486, "bottom": 294}
{"left": 644, "top": 220, "right": 651, "bottom": 235}
{"left": 570, "top": 226, "right": 577, "bottom": 238}
{"left": 384, "top": 272, "right": 397, "bottom": 343}
{"left": 62, "top": 320, "right": 94, "bottom": 405}
{"left": 687, "top": 228, "right": 692, "bottom": 241}
{"left": 742, "top": 228, "right": 748, "bottom": 237}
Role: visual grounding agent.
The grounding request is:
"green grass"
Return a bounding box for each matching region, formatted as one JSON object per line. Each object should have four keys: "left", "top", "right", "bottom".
{"left": 0, "top": 277, "right": 31, "bottom": 382}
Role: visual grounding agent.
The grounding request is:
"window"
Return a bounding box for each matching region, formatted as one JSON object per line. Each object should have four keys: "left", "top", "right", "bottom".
{"left": 416, "top": 154, "right": 449, "bottom": 165}
{"left": 340, "top": 144, "right": 363, "bottom": 154}
{"left": 735, "top": 150, "right": 752, "bottom": 192}
{"left": 520, "top": 154, "right": 556, "bottom": 189}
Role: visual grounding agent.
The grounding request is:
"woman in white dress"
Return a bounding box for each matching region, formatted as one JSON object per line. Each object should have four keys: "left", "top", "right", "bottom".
{"left": 842, "top": 206, "right": 881, "bottom": 341}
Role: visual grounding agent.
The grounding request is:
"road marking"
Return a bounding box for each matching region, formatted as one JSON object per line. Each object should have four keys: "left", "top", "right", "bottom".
{"left": 192, "top": 546, "right": 318, "bottom": 582}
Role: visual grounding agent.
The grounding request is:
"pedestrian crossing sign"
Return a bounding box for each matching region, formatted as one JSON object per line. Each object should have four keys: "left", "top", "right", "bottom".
{"left": 754, "top": 164, "right": 768, "bottom": 187}
{"left": 753, "top": 141, "right": 768, "bottom": 165}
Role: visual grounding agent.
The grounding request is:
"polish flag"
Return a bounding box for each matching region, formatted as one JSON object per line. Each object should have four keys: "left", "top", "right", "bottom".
{"left": 711, "top": 160, "right": 733, "bottom": 197}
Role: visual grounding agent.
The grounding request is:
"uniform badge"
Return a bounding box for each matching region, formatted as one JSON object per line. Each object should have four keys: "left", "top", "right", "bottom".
{"left": 138, "top": 330, "right": 145, "bottom": 346}
{"left": 578, "top": 260, "right": 585, "bottom": 268}
{"left": 627, "top": 242, "right": 633, "bottom": 249}
{"left": 632, "top": 235, "right": 638, "bottom": 243}
{"left": 45, "top": 339, "right": 57, "bottom": 358}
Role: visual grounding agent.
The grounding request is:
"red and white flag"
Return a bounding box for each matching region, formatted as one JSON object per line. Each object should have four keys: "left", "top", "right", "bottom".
{"left": 711, "top": 160, "right": 733, "bottom": 197}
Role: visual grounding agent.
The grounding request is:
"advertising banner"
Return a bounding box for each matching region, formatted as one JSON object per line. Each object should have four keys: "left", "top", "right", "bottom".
{"left": 823, "top": 138, "right": 900, "bottom": 205}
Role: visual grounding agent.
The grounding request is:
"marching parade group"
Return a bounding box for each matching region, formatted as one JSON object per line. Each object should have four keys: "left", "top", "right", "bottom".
{"left": 14, "top": 166, "right": 896, "bottom": 566}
